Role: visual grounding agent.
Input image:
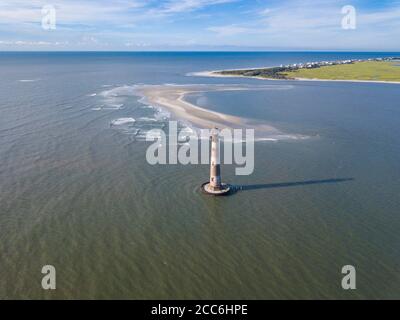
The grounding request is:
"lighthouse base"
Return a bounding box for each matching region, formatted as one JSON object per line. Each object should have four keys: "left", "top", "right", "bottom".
{"left": 201, "top": 182, "right": 231, "bottom": 196}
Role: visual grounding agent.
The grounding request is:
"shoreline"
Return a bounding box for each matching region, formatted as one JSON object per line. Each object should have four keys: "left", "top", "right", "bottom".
{"left": 134, "top": 84, "right": 289, "bottom": 136}
{"left": 189, "top": 70, "right": 283, "bottom": 81}
{"left": 190, "top": 70, "right": 400, "bottom": 84}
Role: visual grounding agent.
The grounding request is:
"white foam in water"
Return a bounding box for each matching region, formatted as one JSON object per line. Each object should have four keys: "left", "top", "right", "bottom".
{"left": 18, "top": 79, "right": 40, "bottom": 82}
{"left": 138, "top": 117, "right": 158, "bottom": 122}
{"left": 111, "top": 118, "right": 136, "bottom": 126}
{"left": 101, "top": 84, "right": 179, "bottom": 113}
{"left": 104, "top": 104, "right": 124, "bottom": 110}
{"left": 101, "top": 85, "right": 138, "bottom": 97}
{"left": 139, "top": 104, "right": 171, "bottom": 121}
{"left": 145, "top": 130, "right": 163, "bottom": 139}
{"left": 270, "top": 134, "right": 310, "bottom": 141}
{"left": 98, "top": 85, "right": 136, "bottom": 110}
{"left": 97, "top": 84, "right": 311, "bottom": 144}
{"left": 154, "top": 107, "right": 171, "bottom": 121}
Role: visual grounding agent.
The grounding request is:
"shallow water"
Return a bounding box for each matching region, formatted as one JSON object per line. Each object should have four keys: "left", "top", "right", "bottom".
{"left": 0, "top": 52, "right": 399, "bottom": 299}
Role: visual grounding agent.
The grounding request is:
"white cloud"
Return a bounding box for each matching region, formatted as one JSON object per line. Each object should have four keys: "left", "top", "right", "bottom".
{"left": 259, "top": 8, "right": 272, "bottom": 16}
{"left": 0, "top": 0, "right": 399, "bottom": 50}
{"left": 0, "top": 0, "right": 146, "bottom": 25}
{"left": 0, "top": 40, "right": 69, "bottom": 46}
{"left": 206, "top": 1, "right": 400, "bottom": 50}
{"left": 161, "top": 0, "right": 237, "bottom": 13}
{"left": 208, "top": 25, "right": 251, "bottom": 36}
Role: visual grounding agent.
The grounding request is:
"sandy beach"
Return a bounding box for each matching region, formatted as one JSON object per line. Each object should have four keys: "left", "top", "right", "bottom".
{"left": 134, "top": 84, "right": 284, "bottom": 134}
{"left": 189, "top": 70, "right": 281, "bottom": 81}
{"left": 191, "top": 70, "right": 400, "bottom": 84}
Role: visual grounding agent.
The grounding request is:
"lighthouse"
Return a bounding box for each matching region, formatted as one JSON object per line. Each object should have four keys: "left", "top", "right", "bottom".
{"left": 201, "top": 128, "right": 231, "bottom": 195}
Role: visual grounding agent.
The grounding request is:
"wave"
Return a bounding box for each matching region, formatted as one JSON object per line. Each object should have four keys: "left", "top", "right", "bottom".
{"left": 18, "top": 79, "right": 41, "bottom": 82}
{"left": 96, "top": 84, "right": 311, "bottom": 143}
{"left": 138, "top": 117, "right": 158, "bottom": 122}
{"left": 111, "top": 118, "right": 136, "bottom": 126}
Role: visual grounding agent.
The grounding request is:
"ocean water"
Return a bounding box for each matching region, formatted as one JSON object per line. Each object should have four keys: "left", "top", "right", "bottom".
{"left": 0, "top": 52, "right": 399, "bottom": 299}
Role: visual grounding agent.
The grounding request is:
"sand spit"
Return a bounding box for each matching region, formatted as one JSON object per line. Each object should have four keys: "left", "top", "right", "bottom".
{"left": 134, "top": 84, "right": 288, "bottom": 135}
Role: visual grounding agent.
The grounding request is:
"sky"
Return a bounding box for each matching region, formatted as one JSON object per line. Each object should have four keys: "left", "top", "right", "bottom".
{"left": 0, "top": 0, "right": 399, "bottom": 51}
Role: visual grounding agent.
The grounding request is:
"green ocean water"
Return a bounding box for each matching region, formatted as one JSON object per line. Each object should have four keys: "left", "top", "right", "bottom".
{"left": 0, "top": 52, "right": 399, "bottom": 299}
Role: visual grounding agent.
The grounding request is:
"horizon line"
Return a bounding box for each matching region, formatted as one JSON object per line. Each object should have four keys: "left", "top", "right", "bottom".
{"left": 1, "top": 50, "right": 400, "bottom": 53}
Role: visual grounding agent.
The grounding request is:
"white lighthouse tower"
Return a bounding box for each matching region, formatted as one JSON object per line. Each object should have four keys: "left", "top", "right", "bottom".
{"left": 202, "top": 128, "right": 231, "bottom": 195}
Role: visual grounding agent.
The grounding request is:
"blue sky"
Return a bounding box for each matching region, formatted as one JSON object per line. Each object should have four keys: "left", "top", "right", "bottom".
{"left": 0, "top": 0, "right": 399, "bottom": 51}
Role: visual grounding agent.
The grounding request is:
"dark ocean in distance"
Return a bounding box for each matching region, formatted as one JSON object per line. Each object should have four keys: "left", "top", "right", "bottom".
{"left": 0, "top": 52, "right": 399, "bottom": 299}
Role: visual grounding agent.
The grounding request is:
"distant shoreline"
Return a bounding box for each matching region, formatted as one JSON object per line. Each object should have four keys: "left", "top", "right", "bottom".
{"left": 191, "top": 59, "right": 400, "bottom": 84}
{"left": 192, "top": 70, "right": 400, "bottom": 84}
{"left": 190, "top": 70, "right": 284, "bottom": 81}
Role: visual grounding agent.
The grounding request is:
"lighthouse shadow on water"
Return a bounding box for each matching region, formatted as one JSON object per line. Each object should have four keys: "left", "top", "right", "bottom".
{"left": 200, "top": 128, "right": 354, "bottom": 196}
{"left": 201, "top": 128, "right": 354, "bottom": 196}
{"left": 201, "top": 178, "right": 354, "bottom": 196}
{"left": 230, "top": 178, "right": 354, "bottom": 194}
